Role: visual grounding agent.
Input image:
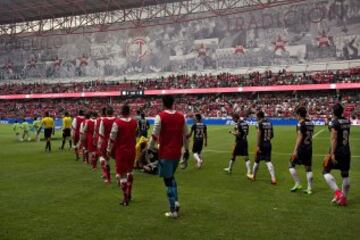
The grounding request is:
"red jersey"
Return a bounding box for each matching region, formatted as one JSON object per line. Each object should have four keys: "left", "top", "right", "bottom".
{"left": 109, "top": 117, "right": 137, "bottom": 175}
{"left": 110, "top": 118, "right": 137, "bottom": 154}
{"left": 98, "top": 116, "right": 116, "bottom": 158}
{"left": 99, "top": 117, "right": 116, "bottom": 140}
{"left": 95, "top": 117, "right": 102, "bottom": 135}
{"left": 152, "top": 110, "right": 187, "bottom": 160}
{"left": 72, "top": 116, "right": 85, "bottom": 135}
{"left": 94, "top": 117, "right": 102, "bottom": 142}
{"left": 85, "top": 119, "right": 95, "bottom": 139}
{"left": 84, "top": 119, "right": 96, "bottom": 152}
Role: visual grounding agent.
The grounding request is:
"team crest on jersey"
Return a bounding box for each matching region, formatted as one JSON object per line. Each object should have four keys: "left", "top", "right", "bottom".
{"left": 126, "top": 38, "right": 148, "bottom": 60}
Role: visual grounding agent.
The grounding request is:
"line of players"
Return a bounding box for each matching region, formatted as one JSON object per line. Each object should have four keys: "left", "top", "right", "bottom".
{"left": 33, "top": 97, "right": 352, "bottom": 217}
{"left": 67, "top": 96, "right": 190, "bottom": 217}
{"left": 220, "top": 103, "right": 351, "bottom": 206}
{"left": 13, "top": 118, "right": 43, "bottom": 142}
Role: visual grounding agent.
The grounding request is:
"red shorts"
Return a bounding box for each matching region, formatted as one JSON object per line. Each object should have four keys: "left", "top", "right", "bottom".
{"left": 73, "top": 132, "right": 80, "bottom": 145}
{"left": 94, "top": 135, "right": 99, "bottom": 147}
{"left": 98, "top": 137, "right": 109, "bottom": 158}
{"left": 94, "top": 135, "right": 99, "bottom": 155}
{"left": 115, "top": 150, "right": 135, "bottom": 175}
{"left": 87, "top": 135, "right": 96, "bottom": 152}
{"left": 81, "top": 137, "right": 87, "bottom": 150}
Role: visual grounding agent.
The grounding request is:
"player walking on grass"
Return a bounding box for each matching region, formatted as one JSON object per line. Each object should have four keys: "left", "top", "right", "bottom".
{"left": 80, "top": 113, "right": 90, "bottom": 164}
{"left": 137, "top": 112, "right": 150, "bottom": 138}
{"left": 60, "top": 112, "right": 72, "bottom": 150}
{"left": 289, "top": 107, "right": 314, "bottom": 194}
{"left": 83, "top": 112, "right": 97, "bottom": 170}
{"left": 33, "top": 117, "right": 42, "bottom": 142}
{"left": 323, "top": 103, "right": 351, "bottom": 206}
{"left": 187, "top": 113, "right": 207, "bottom": 169}
{"left": 39, "top": 112, "right": 55, "bottom": 152}
{"left": 98, "top": 107, "right": 116, "bottom": 184}
{"left": 250, "top": 111, "right": 277, "bottom": 185}
{"left": 21, "top": 119, "right": 31, "bottom": 142}
{"left": 72, "top": 110, "right": 85, "bottom": 160}
{"left": 224, "top": 113, "right": 251, "bottom": 177}
{"left": 107, "top": 105, "right": 137, "bottom": 206}
{"left": 13, "top": 120, "right": 21, "bottom": 141}
{"left": 149, "top": 95, "right": 189, "bottom": 218}
{"left": 94, "top": 108, "right": 107, "bottom": 169}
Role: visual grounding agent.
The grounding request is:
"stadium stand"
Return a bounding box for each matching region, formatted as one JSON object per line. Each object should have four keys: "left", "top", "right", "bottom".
{"left": 1, "top": 67, "right": 360, "bottom": 94}
{"left": 1, "top": 91, "right": 359, "bottom": 119}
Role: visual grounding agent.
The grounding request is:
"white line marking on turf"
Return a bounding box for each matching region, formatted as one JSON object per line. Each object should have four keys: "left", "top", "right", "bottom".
{"left": 312, "top": 128, "right": 326, "bottom": 139}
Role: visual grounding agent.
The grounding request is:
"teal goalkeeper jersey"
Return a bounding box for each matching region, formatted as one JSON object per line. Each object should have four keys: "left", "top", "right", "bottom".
{"left": 33, "top": 120, "right": 41, "bottom": 130}
{"left": 22, "top": 122, "right": 30, "bottom": 132}
{"left": 13, "top": 123, "right": 20, "bottom": 133}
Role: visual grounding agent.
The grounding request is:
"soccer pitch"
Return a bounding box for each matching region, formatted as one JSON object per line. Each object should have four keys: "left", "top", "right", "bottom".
{"left": 1, "top": 124, "right": 359, "bottom": 240}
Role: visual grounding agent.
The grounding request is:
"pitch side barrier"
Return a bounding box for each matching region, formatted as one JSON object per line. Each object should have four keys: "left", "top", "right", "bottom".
{"left": 149, "top": 118, "right": 326, "bottom": 126}
{"left": 0, "top": 117, "right": 326, "bottom": 127}
{"left": 2, "top": 118, "right": 360, "bottom": 127}
{"left": 1, "top": 83, "right": 360, "bottom": 100}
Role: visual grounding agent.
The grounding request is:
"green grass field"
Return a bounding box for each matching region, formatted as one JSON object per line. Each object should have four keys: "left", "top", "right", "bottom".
{"left": 1, "top": 124, "right": 359, "bottom": 240}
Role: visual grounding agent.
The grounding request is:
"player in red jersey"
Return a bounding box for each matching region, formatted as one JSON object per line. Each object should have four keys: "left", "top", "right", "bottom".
{"left": 94, "top": 108, "right": 107, "bottom": 170}
{"left": 83, "top": 112, "right": 97, "bottom": 170}
{"left": 80, "top": 113, "right": 90, "bottom": 164}
{"left": 149, "top": 95, "right": 189, "bottom": 218}
{"left": 71, "top": 110, "right": 85, "bottom": 160}
{"left": 107, "top": 105, "right": 137, "bottom": 206}
{"left": 98, "top": 107, "right": 116, "bottom": 183}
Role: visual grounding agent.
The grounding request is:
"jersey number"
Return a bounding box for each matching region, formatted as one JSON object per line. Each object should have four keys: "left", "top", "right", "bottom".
{"left": 196, "top": 128, "right": 203, "bottom": 138}
{"left": 264, "top": 129, "right": 272, "bottom": 141}
{"left": 304, "top": 131, "right": 312, "bottom": 145}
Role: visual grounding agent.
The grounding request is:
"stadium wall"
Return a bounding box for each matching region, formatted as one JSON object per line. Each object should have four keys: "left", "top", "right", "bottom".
{"left": 2, "top": 118, "right": 360, "bottom": 127}
{"left": 1, "top": 0, "right": 360, "bottom": 81}
{"left": 0, "top": 117, "right": 325, "bottom": 127}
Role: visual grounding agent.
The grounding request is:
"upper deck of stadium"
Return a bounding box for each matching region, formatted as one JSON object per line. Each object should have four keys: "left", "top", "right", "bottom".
{"left": 0, "top": 0, "right": 185, "bottom": 25}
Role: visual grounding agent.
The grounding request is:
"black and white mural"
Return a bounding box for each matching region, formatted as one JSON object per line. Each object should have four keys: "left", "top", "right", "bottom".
{"left": 1, "top": 0, "right": 360, "bottom": 80}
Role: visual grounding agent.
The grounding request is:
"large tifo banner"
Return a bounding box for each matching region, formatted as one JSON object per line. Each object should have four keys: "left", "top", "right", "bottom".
{"left": 1, "top": 0, "right": 360, "bottom": 80}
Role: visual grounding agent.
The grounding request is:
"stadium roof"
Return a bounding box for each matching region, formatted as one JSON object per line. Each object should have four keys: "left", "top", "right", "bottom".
{"left": 0, "top": 0, "right": 183, "bottom": 25}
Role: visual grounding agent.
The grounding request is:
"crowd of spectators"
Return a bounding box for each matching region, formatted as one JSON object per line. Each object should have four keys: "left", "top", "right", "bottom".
{"left": 0, "top": 81, "right": 127, "bottom": 95}
{"left": 1, "top": 67, "right": 360, "bottom": 95}
{"left": 134, "top": 68, "right": 360, "bottom": 90}
{"left": 1, "top": 91, "right": 359, "bottom": 120}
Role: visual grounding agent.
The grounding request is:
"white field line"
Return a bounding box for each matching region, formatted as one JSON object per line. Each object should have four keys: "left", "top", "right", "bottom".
{"left": 312, "top": 128, "right": 326, "bottom": 139}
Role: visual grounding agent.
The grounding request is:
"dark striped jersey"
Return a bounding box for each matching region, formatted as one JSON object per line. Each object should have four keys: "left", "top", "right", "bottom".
{"left": 138, "top": 118, "right": 150, "bottom": 136}
{"left": 256, "top": 119, "right": 273, "bottom": 144}
{"left": 297, "top": 119, "right": 314, "bottom": 148}
{"left": 191, "top": 122, "right": 207, "bottom": 141}
{"left": 235, "top": 120, "right": 249, "bottom": 142}
{"left": 329, "top": 118, "right": 351, "bottom": 150}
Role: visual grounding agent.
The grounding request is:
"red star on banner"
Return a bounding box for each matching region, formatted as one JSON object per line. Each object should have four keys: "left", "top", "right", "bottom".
{"left": 53, "top": 56, "right": 62, "bottom": 68}
{"left": 272, "top": 36, "right": 287, "bottom": 52}
{"left": 197, "top": 43, "right": 208, "bottom": 57}
{"left": 316, "top": 32, "right": 331, "bottom": 47}
{"left": 28, "top": 58, "right": 37, "bottom": 69}
{"left": 79, "top": 54, "right": 88, "bottom": 66}
{"left": 234, "top": 45, "right": 245, "bottom": 54}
